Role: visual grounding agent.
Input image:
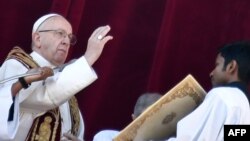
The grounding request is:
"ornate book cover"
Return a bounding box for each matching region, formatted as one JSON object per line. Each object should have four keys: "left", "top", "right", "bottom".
{"left": 113, "top": 74, "right": 207, "bottom": 141}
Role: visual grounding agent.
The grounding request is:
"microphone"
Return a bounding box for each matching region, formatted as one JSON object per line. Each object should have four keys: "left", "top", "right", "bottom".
{"left": 53, "top": 59, "right": 77, "bottom": 73}
{"left": 0, "top": 59, "right": 77, "bottom": 84}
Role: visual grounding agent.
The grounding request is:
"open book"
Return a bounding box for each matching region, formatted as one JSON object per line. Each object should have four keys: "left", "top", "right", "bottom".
{"left": 113, "top": 74, "right": 207, "bottom": 141}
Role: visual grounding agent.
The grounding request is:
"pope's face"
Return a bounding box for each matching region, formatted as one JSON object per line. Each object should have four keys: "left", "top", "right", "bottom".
{"left": 35, "top": 16, "right": 72, "bottom": 66}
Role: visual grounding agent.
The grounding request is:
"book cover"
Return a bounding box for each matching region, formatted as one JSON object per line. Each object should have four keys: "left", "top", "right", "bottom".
{"left": 113, "top": 74, "right": 207, "bottom": 141}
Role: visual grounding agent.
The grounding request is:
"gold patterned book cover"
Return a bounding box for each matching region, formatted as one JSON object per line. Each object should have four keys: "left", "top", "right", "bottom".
{"left": 113, "top": 74, "right": 207, "bottom": 141}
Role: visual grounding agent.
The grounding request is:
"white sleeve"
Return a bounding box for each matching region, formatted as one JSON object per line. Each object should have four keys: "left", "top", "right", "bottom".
{"left": 19, "top": 57, "right": 97, "bottom": 111}
{"left": 93, "top": 130, "right": 120, "bottom": 141}
{"left": 0, "top": 59, "right": 29, "bottom": 101}
{"left": 0, "top": 85, "right": 19, "bottom": 140}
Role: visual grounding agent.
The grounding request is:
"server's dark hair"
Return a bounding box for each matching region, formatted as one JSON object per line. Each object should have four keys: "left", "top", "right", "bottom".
{"left": 219, "top": 41, "right": 250, "bottom": 84}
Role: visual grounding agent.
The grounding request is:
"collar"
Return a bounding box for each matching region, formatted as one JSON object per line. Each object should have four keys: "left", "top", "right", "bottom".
{"left": 225, "top": 82, "right": 248, "bottom": 94}
{"left": 30, "top": 51, "right": 56, "bottom": 68}
{"left": 224, "top": 81, "right": 250, "bottom": 102}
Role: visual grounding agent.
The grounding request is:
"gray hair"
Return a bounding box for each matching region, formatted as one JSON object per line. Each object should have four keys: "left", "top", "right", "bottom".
{"left": 133, "top": 92, "right": 162, "bottom": 118}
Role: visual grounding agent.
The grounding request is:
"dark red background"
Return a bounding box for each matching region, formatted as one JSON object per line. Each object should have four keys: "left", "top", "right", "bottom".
{"left": 1, "top": 0, "right": 250, "bottom": 140}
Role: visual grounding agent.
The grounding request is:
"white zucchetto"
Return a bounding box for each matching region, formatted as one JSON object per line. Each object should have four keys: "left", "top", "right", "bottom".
{"left": 32, "top": 13, "right": 62, "bottom": 33}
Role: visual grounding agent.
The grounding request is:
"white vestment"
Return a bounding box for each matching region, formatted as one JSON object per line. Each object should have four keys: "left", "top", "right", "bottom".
{"left": 0, "top": 85, "right": 19, "bottom": 140}
{"left": 93, "top": 130, "right": 120, "bottom": 141}
{"left": 0, "top": 51, "right": 97, "bottom": 141}
{"left": 167, "top": 86, "right": 250, "bottom": 141}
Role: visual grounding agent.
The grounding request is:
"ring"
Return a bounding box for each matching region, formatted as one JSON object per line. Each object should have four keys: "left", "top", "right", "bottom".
{"left": 97, "top": 35, "right": 103, "bottom": 40}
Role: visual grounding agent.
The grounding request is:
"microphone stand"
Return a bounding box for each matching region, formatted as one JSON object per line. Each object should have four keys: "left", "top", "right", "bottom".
{"left": 0, "top": 59, "right": 77, "bottom": 84}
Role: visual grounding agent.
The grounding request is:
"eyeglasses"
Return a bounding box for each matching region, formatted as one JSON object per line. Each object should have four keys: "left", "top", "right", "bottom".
{"left": 38, "top": 29, "right": 77, "bottom": 46}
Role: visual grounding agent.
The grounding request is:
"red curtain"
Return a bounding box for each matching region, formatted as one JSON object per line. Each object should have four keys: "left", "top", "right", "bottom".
{"left": 1, "top": 0, "right": 250, "bottom": 140}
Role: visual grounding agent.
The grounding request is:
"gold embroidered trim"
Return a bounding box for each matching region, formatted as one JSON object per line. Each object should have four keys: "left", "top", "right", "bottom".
{"left": 69, "top": 96, "right": 80, "bottom": 136}
{"left": 26, "top": 109, "right": 61, "bottom": 141}
{"left": 6, "top": 46, "right": 39, "bottom": 69}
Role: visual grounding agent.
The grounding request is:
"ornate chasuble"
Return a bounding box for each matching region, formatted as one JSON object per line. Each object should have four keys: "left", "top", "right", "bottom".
{"left": 6, "top": 47, "right": 80, "bottom": 141}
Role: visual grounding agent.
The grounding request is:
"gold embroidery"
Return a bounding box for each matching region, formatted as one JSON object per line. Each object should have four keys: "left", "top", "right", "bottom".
{"left": 69, "top": 96, "right": 80, "bottom": 136}
{"left": 26, "top": 109, "right": 61, "bottom": 141}
{"left": 162, "top": 112, "right": 176, "bottom": 124}
{"left": 6, "top": 46, "right": 39, "bottom": 69}
{"left": 35, "top": 116, "right": 52, "bottom": 141}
